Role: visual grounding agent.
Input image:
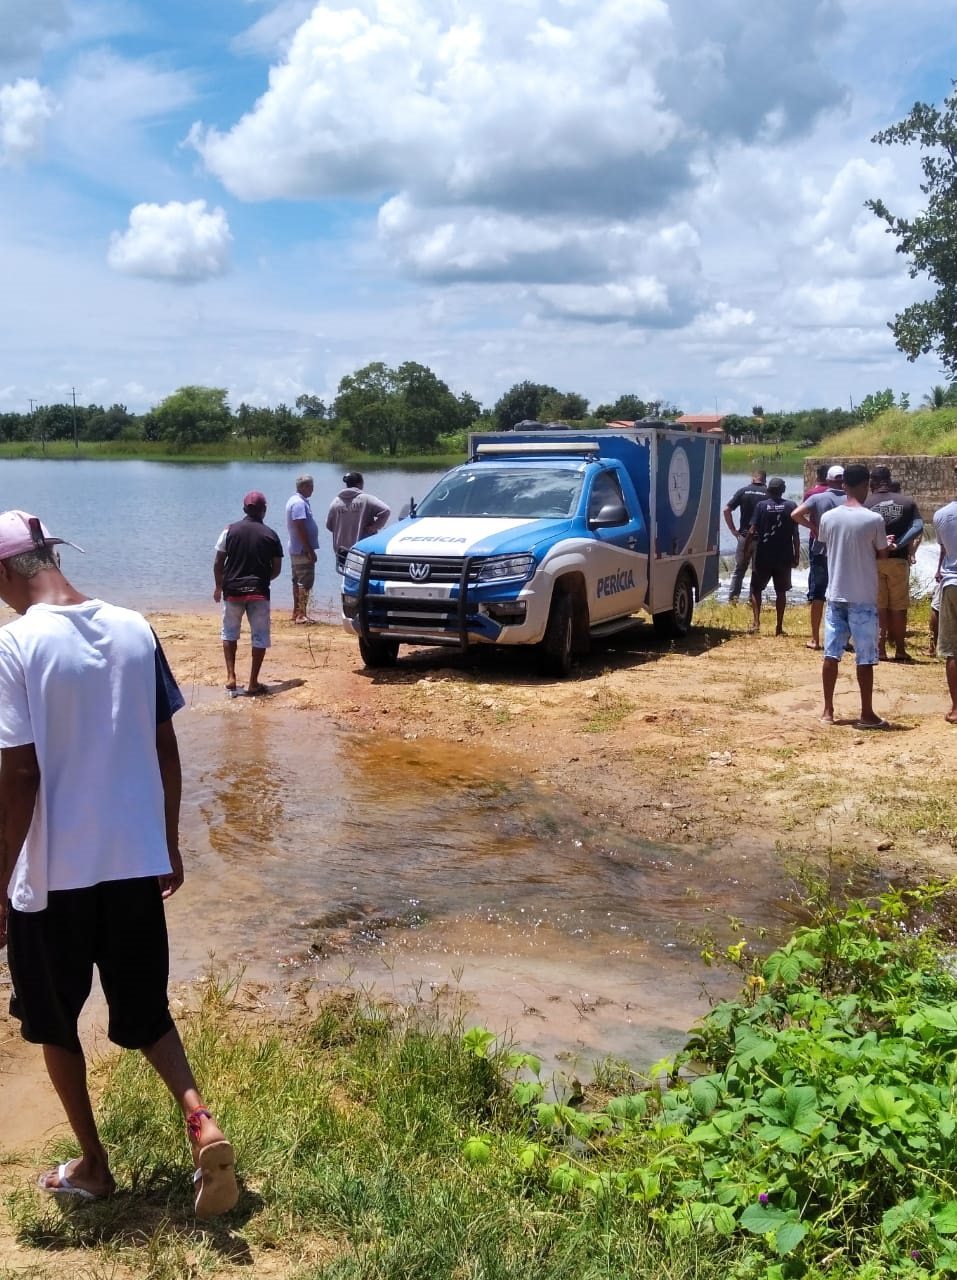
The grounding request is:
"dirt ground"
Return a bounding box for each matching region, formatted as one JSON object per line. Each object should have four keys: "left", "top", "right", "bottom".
{"left": 1, "top": 602, "right": 955, "bottom": 1273}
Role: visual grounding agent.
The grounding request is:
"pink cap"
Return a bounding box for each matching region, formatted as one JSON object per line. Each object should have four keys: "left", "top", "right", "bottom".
{"left": 0, "top": 510, "right": 84, "bottom": 560}
{"left": 243, "top": 490, "right": 267, "bottom": 508}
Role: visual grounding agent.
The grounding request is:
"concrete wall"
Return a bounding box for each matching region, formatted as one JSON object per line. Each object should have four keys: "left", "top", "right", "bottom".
{"left": 802, "top": 455, "right": 957, "bottom": 513}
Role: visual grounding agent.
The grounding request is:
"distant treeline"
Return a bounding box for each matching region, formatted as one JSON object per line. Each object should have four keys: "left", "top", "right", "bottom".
{"left": 3, "top": 364, "right": 921, "bottom": 457}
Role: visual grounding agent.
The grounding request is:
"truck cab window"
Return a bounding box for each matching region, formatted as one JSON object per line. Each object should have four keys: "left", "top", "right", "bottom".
{"left": 588, "top": 471, "right": 628, "bottom": 521}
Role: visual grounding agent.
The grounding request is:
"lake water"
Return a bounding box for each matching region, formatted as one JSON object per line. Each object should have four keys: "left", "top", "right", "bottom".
{"left": 0, "top": 458, "right": 939, "bottom": 612}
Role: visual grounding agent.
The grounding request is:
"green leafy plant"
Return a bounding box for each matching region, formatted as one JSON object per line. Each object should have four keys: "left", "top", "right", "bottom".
{"left": 465, "top": 884, "right": 957, "bottom": 1277}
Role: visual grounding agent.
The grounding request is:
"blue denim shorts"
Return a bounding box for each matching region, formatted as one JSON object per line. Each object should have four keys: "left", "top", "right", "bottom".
{"left": 222, "top": 598, "right": 272, "bottom": 648}
{"left": 824, "top": 602, "right": 879, "bottom": 666}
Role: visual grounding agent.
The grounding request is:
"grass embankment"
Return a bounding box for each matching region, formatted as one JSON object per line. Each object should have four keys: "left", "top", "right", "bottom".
{"left": 10, "top": 885, "right": 957, "bottom": 1280}
{"left": 808, "top": 407, "right": 957, "bottom": 460}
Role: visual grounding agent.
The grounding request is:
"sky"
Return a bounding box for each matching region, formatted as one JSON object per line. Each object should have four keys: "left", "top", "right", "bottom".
{"left": 1, "top": 0, "right": 955, "bottom": 419}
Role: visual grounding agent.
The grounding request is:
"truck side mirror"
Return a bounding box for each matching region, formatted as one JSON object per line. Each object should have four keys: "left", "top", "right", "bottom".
{"left": 589, "top": 502, "right": 629, "bottom": 529}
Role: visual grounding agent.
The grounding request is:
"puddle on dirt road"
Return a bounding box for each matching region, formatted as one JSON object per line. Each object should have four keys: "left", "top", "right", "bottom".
{"left": 165, "top": 688, "right": 801, "bottom": 1071}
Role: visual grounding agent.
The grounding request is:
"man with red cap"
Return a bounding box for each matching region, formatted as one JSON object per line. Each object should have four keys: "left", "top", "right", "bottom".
{"left": 213, "top": 491, "right": 283, "bottom": 694}
{"left": 0, "top": 509, "right": 237, "bottom": 1214}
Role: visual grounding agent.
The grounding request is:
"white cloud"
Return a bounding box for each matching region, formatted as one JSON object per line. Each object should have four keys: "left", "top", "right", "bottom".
{"left": 689, "top": 303, "right": 756, "bottom": 341}
{"left": 716, "top": 355, "right": 774, "bottom": 380}
{"left": 107, "top": 200, "right": 232, "bottom": 282}
{"left": 0, "top": 78, "right": 56, "bottom": 164}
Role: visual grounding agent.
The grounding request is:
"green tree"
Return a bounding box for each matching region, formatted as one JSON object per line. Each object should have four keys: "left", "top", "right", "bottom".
{"left": 593, "top": 393, "right": 651, "bottom": 421}
{"left": 538, "top": 390, "right": 589, "bottom": 422}
{"left": 867, "top": 83, "right": 957, "bottom": 376}
{"left": 84, "top": 403, "right": 134, "bottom": 441}
{"left": 395, "top": 361, "right": 461, "bottom": 451}
{"left": 857, "top": 388, "right": 896, "bottom": 422}
{"left": 295, "top": 394, "right": 327, "bottom": 419}
{"left": 334, "top": 362, "right": 405, "bottom": 456}
{"left": 921, "top": 381, "right": 957, "bottom": 407}
{"left": 493, "top": 381, "right": 559, "bottom": 429}
{"left": 150, "top": 386, "right": 232, "bottom": 448}
{"left": 268, "top": 403, "right": 306, "bottom": 453}
{"left": 456, "top": 391, "right": 482, "bottom": 430}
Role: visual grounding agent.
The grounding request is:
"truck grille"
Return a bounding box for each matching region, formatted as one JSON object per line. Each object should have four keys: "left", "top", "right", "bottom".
{"left": 366, "top": 554, "right": 482, "bottom": 583}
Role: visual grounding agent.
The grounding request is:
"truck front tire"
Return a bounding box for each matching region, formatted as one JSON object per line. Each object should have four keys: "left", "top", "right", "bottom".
{"left": 653, "top": 567, "right": 694, "bottom": 639}
{"left": 540, "top": 591, "right": 575, "bottom": 677}
{"left": 358, "top": 635, "right": 400, "bottom": 668}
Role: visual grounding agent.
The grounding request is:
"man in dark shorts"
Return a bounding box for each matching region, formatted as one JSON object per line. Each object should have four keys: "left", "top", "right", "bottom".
{"left": 722, "top": 468, "right": 767, "bottom": 603}
{"left": 213, "top": 490, "right": 283, "bottom": 694}
{"left": 0, "top": 509, "right": 237, "bottom": 1215}
{"left": 744, "top": 478, "right": 799, "bottom": 635}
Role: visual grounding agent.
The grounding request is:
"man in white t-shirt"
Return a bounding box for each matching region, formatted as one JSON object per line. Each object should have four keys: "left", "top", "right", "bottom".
{"left": 0, "top": 510, "right": 238, "bottom": 1217}
{"left": 817, "top": 465, "right": 890, "bottom": 729}
{"left": 932, "top": 466, "right": 957, "bottom": 723}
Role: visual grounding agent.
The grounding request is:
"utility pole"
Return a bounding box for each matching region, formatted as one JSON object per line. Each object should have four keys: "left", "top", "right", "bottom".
{"left": 71, "top": 386, "right": 78, "bottom": 449}
{"left": 28, "top": 398, "right": 45, "bottom": 454}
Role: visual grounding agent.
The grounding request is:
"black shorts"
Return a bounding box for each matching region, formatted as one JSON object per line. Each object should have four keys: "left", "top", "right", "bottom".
{"left": 7, "top": 877, "right": 174, "bottom": 1053}
{"left": 750, "top": 561, "right": 793, "bottom": 597}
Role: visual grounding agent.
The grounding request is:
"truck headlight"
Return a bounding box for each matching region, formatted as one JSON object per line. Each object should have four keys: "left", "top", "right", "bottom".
{"left": 343, "top": 549, "right": 366, "bottom": 579}
{"left": 477, "top": 554, "right": 535, "bottom": 584}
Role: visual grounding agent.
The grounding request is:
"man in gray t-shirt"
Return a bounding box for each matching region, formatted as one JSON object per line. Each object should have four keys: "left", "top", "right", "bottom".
{"left": 932, "top": 468, "right": 957, "bottom": 723}
{"left": 816, "top": 464, "right": 889, "bottom": 728}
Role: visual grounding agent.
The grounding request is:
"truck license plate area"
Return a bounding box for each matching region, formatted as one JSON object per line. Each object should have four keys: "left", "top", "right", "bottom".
{"left": 384, "top": 583, "right": 453, "bottom": 600}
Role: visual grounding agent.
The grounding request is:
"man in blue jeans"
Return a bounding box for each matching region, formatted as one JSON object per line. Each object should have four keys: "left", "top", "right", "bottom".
{"left": 817, "top": 464, "right": 889, "bottom": 728}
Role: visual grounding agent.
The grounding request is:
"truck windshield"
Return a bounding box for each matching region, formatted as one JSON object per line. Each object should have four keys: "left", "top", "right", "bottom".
{"left": 416, "top": 467, "right": 584, "bottom": 519}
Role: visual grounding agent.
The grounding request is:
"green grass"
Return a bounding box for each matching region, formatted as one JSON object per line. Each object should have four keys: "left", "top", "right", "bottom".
{"left": 721, "top": 446, "right": 807, "bottom": 473}
{"left": 6, "top": 982, "right": 737, "bottom": 1279}
{"left": 580, "top": 683, "right": 635, "bottom": 733}
{"left": 807, "top": 406, "right": 957, "bottom": 459}
{"left": 12, "top": 888, "right": 957, "bottom": 1279}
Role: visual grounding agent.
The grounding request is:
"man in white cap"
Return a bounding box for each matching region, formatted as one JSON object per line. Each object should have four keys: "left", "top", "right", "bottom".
{"left": 0, "top": 511, "right": 237, "bottom": 1215}
{"left": 791, "top": 465, "right": 847, "bottom": 650}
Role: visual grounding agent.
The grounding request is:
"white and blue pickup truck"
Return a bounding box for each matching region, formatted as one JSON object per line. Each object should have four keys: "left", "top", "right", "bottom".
{"left": 340, "top": 423, "right": 722, "bottom": 676}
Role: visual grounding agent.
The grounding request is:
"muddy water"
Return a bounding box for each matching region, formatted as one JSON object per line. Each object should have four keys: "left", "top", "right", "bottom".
{"left": 165, "top": 690, "right": 796, "bottom": 1072}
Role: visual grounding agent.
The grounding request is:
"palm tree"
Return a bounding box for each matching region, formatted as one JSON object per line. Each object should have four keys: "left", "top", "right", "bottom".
{"left": 923, "top": 384, "right": 950, "bottom": 409}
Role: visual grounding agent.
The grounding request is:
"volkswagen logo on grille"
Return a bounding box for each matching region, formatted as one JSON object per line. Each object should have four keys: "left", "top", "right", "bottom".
{"left": 408, "top": 562, "right": 431, "bottom": 581}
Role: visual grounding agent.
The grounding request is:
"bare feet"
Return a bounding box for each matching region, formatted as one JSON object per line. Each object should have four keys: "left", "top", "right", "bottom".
{"left": 224, "top": 680, "right": 237, "bottom": 691}
{"left": 819, "top": 711, "right": 834, "bottom": 725}
{"left": 946, "top": 711, "right": 957, "bottom": 724}
{"left": 246, "top": 682, "right": 268, "bottom": 696}
{"left": 805, "top": 641, "right": 821, "bottom": 650}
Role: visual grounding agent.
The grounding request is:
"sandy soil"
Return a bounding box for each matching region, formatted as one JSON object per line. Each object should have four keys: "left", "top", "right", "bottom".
{"left": 1, "top": 603, "right": 954, "bottom": 1272}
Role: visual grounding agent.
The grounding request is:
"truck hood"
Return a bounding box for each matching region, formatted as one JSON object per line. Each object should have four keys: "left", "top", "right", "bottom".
{"left": 358, "top": 516, "right": 575, "bottom": 558}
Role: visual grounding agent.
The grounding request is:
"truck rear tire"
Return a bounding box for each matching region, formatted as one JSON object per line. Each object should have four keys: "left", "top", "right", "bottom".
{"left": 358, "top": 635, "right": 400, "bottom": 668}
{"left": 540, "top": 591, "right": 574, "bottom": 678}
{"left": 653, "top": 567, "right": 694, "bottom": 639}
